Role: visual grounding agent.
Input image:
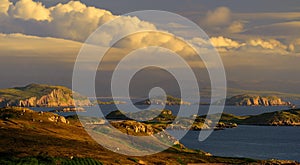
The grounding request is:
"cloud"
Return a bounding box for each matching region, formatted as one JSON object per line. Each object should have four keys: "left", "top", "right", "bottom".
{"left": 210, "top": 36, "right": 244, "bottom": 50}
{"left": 0, "top": 0, "right": 156, "bottom": 42}
{"left": 0, "top": 0, "right": 297, "bottom": 58}
{"left": 227, "top": 21, "right": 245, "bottom": 33}
{"left": 207, "top": 36, "right": 297, "bottom": 55}
{"left": 47, "top": 1, "right": 117, "bottom": 41}
{"left": 0, "top": 0, "right": 11, "bottom": 15}
{"left": 248, "top": 38, "right": 287, "bottom": 50}
{"left": 0, "top": 33, "right": 81, "bottom": 62}
{"left": 199, "top": 6, "right": 246, "bottom": 35}
{"left": 243, "top": 21, "right": 300, "bottom": 38}
{"left": 234, "top": 12, "right": 300, "bottom": 21}
{"left": 290, "top": 39, "right": 300, "bottom": 53}
{"left": 203, "top": 7, "right": 231, "bottom": 26}
{"left": 8, "top": 0, "right": 51, "bottom": 21}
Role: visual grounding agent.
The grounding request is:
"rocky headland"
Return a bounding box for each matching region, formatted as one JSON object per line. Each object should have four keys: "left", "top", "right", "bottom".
{"left": 0, "top": 84, "right": 91, "bottom": 107}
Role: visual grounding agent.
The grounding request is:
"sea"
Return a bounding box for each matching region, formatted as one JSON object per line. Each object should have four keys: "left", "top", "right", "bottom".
{"left": 30, "top": 99, "right": 300, "bottom": 162}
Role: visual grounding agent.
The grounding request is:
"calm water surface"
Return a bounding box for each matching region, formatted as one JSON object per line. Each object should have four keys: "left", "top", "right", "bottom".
{"left": 172, "top": 125, "right": 300, "bottom": 162}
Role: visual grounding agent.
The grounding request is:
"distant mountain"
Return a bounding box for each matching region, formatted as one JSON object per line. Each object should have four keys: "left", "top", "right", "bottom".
{"left": 0, "top": 84, "right": 91, "bottom": 107}
{"left": 221, "top": 94, "right": 292, "bottom": 106}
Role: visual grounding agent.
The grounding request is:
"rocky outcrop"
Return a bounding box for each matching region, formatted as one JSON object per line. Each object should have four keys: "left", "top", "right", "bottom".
{"left": 110, "top": 120, "right": 155, "bottom": 135}
{"left": 0, "top": 107, "right": 69, "bottom": 124}
{"left": 48, "top": 115, "right": 69, "bottom": 124}
{"left": 224, "top": 94, "right": 291, "bottom": 106}
{"left": 0, "top": 84, "right": 91, "bottom": 107}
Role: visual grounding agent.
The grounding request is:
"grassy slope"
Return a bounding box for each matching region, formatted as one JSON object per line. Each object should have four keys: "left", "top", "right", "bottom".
{"left": 0, "top": 107, "right": 260, "bottom": 165}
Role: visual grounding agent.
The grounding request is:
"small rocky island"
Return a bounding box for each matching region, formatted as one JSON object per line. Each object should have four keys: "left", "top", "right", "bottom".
{"left": 0, "top": 84, "right": 91, "bottom": 107}
{"left": 105, "top": 109, "right": 237, "bottom": 131}
{"left": 222, "top": 94, "right": 291, "bottom": 106}
{"left": 135, "top": 95, "right": 191, "bottom": 106}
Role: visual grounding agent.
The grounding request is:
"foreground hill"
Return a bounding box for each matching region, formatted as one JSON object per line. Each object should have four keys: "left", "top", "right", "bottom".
{"left": 0, "top": 107, "right": 281, "bottom": 164}
{"left": 222, "top": 94, "right": 291, "bottom": 106}
{"left": 0, "top": 84, "right": 91, "bottom": 107}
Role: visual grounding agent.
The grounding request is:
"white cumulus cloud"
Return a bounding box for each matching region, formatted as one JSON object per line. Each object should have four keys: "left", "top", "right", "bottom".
{"left": 248, "top": 38, "right": 287, "bottom": 50}
{"left": 8, "top": 0, "right": 51, "bottom": 21}
{"left": 0, "top": 0, "right": 11, "bottom": 15}
{"left": 210, "top": 36, "right": 244, "bottom": 49}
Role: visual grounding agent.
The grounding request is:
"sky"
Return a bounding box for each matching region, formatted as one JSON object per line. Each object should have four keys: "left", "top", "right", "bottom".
{"left": 0, "top": 0, "right": 300, "bottom": 96}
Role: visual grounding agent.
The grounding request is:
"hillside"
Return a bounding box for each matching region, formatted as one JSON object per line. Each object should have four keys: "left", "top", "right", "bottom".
{"left": 0, "top": 107, "right": 264, "bottom": 164}
{"left": 221, "top": 94, "right": 291, "bottom": 106}
{"left": 0, "top": 84, "right": 91, "bottom": 107}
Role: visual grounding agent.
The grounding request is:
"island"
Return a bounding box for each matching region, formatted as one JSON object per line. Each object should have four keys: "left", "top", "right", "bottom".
{"left": 219, "top": 94, "right": 292, "bottom": 106}
{"left": 95, "top": 100, "right": 126, "bottom": 105}
{"left": 106, "top": 109, "right": 237, "bottom": 130}
{"left": 134, "top": 95, "right": 191, "bottom": 105}
{"left": 0, "top": 84, "right": 91, "bottom": 107}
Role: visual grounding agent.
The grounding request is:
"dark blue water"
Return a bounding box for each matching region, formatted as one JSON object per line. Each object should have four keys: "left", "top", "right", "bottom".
{"left": 172, "top": 126, "right": 300, "bottom": 162}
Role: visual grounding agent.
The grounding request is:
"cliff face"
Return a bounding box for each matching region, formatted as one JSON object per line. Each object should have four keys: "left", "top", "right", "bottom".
{"left": 225, "top": 94, "right": 291, "bottom": 106}
{"left": 0, "top": 84, "right": 91, "bottom": 107}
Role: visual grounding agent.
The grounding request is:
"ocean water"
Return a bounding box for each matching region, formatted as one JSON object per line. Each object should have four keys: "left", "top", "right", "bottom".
{"left": 173, "top": 125, "right": 300, "bottom": 162}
